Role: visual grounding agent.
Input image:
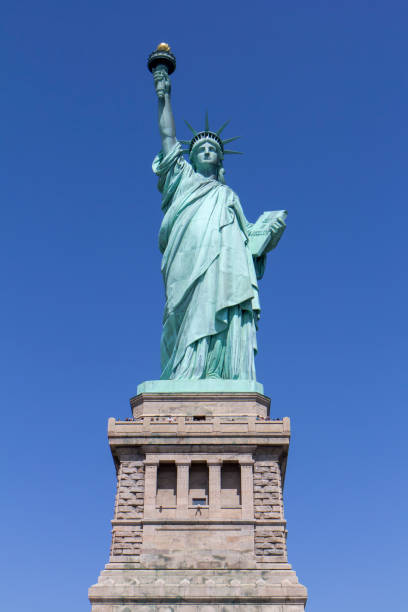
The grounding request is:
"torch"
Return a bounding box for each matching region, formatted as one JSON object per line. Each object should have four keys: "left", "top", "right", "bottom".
{"left": 147, "top": 42, "right": 176, "bottom": 96}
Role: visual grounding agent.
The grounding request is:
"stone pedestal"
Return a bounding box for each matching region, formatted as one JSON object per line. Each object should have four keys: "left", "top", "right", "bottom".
{"left": 89, "top": 392, "right": 308, "bottom": 611}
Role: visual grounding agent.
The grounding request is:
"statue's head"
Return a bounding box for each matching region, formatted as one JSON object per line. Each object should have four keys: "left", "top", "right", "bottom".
{"left": 190, "top": 138, "right": 224, "bottom": 180}
{"left": 181, "top": 114, "right": 241, "bottom": 183}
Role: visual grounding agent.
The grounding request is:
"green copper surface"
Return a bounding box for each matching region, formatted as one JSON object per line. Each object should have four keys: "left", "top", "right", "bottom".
{"left": 137, "top": 379, "right": 264, "bottom": 394}
{"left": 151, "top": 55, "right": 286, "bottom": 384}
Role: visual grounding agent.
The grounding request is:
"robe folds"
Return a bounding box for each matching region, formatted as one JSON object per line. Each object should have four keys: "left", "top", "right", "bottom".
{"left": 153, "top": 141, "right": 261, "bottom": 381}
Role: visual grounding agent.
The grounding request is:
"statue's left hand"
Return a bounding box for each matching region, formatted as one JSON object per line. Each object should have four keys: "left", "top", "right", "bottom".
{"left": 271, "top": 217, "right": 286, "bottom": 234}
{"left": 264, "top": 217, "right": 286, "bottom": 254}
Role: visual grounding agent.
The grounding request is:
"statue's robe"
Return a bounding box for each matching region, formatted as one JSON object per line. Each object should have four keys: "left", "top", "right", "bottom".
{"left": 153, "top": 142, "right": 262, "bottom": 380}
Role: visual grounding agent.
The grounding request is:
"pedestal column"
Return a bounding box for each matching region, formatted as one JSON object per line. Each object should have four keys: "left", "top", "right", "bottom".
{"left": 143, "top": 461, "right": 158, "bottom": 516}
{"left": 208, "top": 460, "right": 221, "bottom": 518}
{"left": 240, "top": 460, "right": 254, "bottom": 519}
{"left": 176, "top": 460, "right": 190, "bottom": 518}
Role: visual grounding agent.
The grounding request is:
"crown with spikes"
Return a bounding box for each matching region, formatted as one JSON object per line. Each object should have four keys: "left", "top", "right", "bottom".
{"left": 179, "top": 112, "right": 242, "bottom": 156}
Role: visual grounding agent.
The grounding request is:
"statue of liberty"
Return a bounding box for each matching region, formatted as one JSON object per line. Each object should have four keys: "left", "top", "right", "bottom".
{"left": 148, "top": 44, "right": 286, "bottom": 384}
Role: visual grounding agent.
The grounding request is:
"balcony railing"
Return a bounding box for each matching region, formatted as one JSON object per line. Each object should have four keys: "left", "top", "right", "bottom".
{"left": 111, "top": 415, "right": 289, "bottom": 435}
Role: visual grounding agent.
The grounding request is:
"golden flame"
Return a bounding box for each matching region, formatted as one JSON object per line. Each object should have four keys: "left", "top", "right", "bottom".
{"left": 156, "top": 42, "right": 171, "bottom": 52}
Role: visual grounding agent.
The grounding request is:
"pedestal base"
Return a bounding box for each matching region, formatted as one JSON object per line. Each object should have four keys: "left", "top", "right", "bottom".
{"left": 90, "top": 569, "right": 307, "bottom": 611}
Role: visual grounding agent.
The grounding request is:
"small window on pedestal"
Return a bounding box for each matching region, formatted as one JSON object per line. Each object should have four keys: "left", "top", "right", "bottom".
{"left": 221, "top": 462, "right": 241, "bottom": 507}
{"left": 156, "top": 462, "right": 177, "bottom": 507}
{"left": 189, "top": 462, "right": 208, "bottom": 506}
{"left": 192, "top": 498, "right": 206, "bottom": 506}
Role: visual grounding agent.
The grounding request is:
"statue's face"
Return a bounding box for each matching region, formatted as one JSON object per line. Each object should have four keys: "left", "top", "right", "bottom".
{"left": 193, "top": 140, "right": 220, "bottom": 171}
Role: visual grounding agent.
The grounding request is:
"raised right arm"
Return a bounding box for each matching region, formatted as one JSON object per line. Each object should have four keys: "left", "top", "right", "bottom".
{"left": 153, "top": 67, "right": 177, "bottom": 156}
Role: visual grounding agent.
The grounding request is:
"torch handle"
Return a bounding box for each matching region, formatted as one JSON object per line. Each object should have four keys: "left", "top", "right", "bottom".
{"left": 153, "top": 64, "right": 168, "bottom": 95}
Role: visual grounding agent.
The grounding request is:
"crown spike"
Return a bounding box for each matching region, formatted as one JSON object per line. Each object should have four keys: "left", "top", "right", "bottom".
{"left": 222, "top": 136, "right": 241, "bottom": 145}
{"left": 179, "top": 140, "right": 191, "bottom": 145}
{"left": 184, "top": 120, "right": 197, "bottom": 135}
{"left": 181, "top": 149, "right": 190, "bottom": 155}
{"left": 224, "top": 150, "right": 243, "bottom": 155}
{"left": 216, "top": 120, "right": 230, "bottom": 136}
{"left": 205, "top": 111, "right": 209, "bottom": 131}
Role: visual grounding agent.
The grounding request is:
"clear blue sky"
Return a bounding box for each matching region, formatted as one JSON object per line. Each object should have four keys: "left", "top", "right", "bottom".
{"left": 1, "top": 1, "right": 406, "bottom": 610}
